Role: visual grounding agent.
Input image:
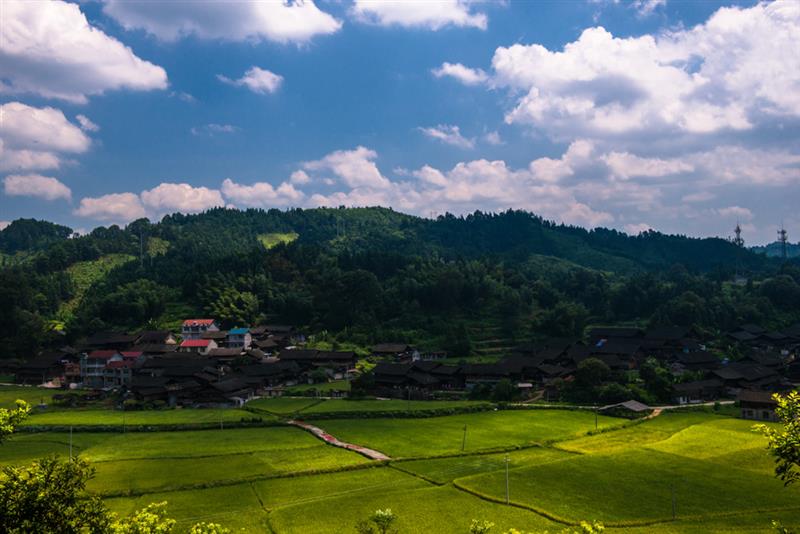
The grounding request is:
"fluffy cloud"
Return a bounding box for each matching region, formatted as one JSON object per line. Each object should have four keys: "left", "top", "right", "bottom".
{"left": 74, "top": 193, "right": 146, "bottom": 222}
{"left": 0, "top": 102, "right": 91, "bottom": 172}
{"left": 75, "top": 182, "right": 225, "bottom": 222}
{"left": 140, "top": 183, "right": 224, "bottom": 214}
{"left": 289, "top": 170, "right": 311, "bottom": 185}
{"left": 103, "top": 0, "right": 341, "bottom": 43}
{"left": 221, "top": 178, "right": 304, "bottom": 208}
{"left": 470, "top": 1, "right": 800, "bottom": 143}
{"left": 352, "top": 0, "right": 487, "bottom": 30}
{"left": 217, "top": 67, "right": 283, "bottom": 95}
{"left": 688, "top": 146, "right": 800, "bottom": 186}
{"left": 0, "top": 221, "right": 10, "bottom": 231}
{"left": 76, "top": 115, "right": 99, "bottom": 132}
{"left": 303, "top": 145, "right": 612, "bottom": 228}
{"left": 419, "top": 125, "right": 474, "bottom": 149}
{"left": 483, "top": 131, "right": 503, "bottom": 146}
{"left": 431, "top": 62, "right": 488, "bottom": 85}
{"left": 624, "top": 222, "right": 654, "bottom": 235}
{"left": 602, "top": 152, "right": 693, "bottom": 179}
{"left": 633, "top": 0, "right": 667, "bottom": 16}
{"left": 528, "top": 139, "right": 595, "bottom": 184}
{"left": 303, "top": 146, "right": 391, "bottom": 189}
{"left": 190, "top": 124, "right": 240, "bottom": 136}
{"left": 0, "top": 0, "right": 167, "bottom": 103}
{"left": 681, "top": 191, "right": 715, "bottom": 203}
{"left": 716, "top": 206, "right": 753, "bottom": 220}
{"left": 3, "top": 174, "right": 71, "bottom": 201}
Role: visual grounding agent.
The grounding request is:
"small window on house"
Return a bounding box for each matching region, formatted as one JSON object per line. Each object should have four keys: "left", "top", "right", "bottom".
{"left": 762, "top": 411, "right": 770, "bottom": 420}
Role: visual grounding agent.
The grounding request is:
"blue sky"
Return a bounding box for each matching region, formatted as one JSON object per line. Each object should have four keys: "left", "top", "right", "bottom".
{"left": 1, "top": 0, "right": 798, "bottom": 244}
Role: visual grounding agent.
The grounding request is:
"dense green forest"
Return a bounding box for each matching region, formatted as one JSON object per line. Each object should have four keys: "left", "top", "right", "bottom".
{"left": 1, "top": 207, "right": 799, "bottom": 360}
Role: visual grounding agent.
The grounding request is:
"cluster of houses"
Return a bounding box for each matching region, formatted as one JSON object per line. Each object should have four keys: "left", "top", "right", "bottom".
{"left": 370, "top": 324, "right": 799, "bottom": 421}
{"left": 12, "top": 320, "right": 328, "bottom": 406}
{"left": 8, "top": 319, "right": 799, "bottom": 418}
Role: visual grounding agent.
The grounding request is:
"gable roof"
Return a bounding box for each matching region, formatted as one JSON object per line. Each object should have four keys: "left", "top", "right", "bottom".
{"left": 85, "top": 332, "right": 138, "bottom": 346}
{"left": 316, "top": 351, "right": 357, "bottom": 362}
{"left": 373, "top": 362, "right": 412, "bottom": 376}
{"left": 279, "top": 349, "right": 319, "bottom": 361}
{"left": 87, "top": 350, "right": 122, "bottom": 359}
{"left": 588, "top": 327, "right": 643, "bottom": 340}
{"left": 371, "top": 343, "right": 412, "bottom": 354}
{"left": 106, "top": 360, "right": 135, "bottom": 369}
{"left": 737, "top": 389, "right": 778, "bottom": 405}
{"left": 645, "top": 326, "right": 689, "bottom": 341}
{"left": 208, "top": 348, "right": 243, "bottom": 358}
{"left": 182, "top": 319, "right": 216, "bottom": 327}
{"left": 136, "top": 331, "right": 174, "bottom": 344}
{"left": 137, "top": 343, "right": 178, "bottom": 354}
{"left": 740, "top": 323, "right": 766, "bottom": 335}
{"left": 201, "top": 330, "right": 228, "bottom": 340}
{"left": 728, "top": 330, "right": 758, "bottom": 342}
{"left": 180, "top": 339, "right": 211, "bottom": 348}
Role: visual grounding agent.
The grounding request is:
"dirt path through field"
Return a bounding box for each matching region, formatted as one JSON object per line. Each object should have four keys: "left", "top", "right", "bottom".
{"left": 288, "top": 420, "right": 391, "bottom": 461}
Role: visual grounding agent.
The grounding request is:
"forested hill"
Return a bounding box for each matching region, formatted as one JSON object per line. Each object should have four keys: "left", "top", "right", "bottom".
{"left": 1, "top": 207, "right": 798, "bottom": 360}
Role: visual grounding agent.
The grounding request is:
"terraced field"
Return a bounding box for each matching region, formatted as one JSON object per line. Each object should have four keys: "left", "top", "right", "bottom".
{"left": 1, "top": 390, "right": 796, "bottom": 533}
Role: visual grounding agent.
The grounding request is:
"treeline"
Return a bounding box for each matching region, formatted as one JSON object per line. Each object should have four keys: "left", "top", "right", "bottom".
{"left": 0, "top": 208, "right": 798, "bottom": 359}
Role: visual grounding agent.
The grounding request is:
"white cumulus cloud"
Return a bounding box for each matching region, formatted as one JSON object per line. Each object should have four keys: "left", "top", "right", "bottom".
{"left": 217, "top": 67, "right": 284, "bottom": 95}
{"left": 140, "top": 183, "right": 224, "bottom": 214}
{"left": 103, "top": 0, "right": 341, "bottom": 43}
{"left": 352, "top": 0, "right": 487, "bottom": 30}
{"left": 431, "top": 62, "right": 489, "bottom": 85}
{"left": 602, "top": 152, "right": 694, "bottom": 179}
{"left": 190, "top": 124, "right": 240, "bottom": 136}
{"left": 221, "top": 178, "right": 304, "bottom": 208}
{"left": 74, "top": 193, "right": 146, "bottom": 223}
{"left": 0, "top": 102, "right": 91, "bottom": 172}
{"left": 419, "top": 125, "right": 475, "bottom": 149}
{"left": 303, "top": 146, "right": 391, "bottom": 189}
{"left": 76, "top": 115, "right": 100, "bottom": 132}
{"left": 486, "top": 1, "right": 800, "bottom": 142}
{"left": 715, "top": 206, "right": 754, "bottom": 220}
{"left": 0, "top": 0, "right": 167, "bottom": 103}
{"left": 3, "top": 174, "right": 71, "bottom": 201}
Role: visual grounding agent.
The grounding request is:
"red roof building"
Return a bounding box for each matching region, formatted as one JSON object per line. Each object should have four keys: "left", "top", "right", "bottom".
{"left": 87, "top": 350, "right": 122, "bottom": 360}
{"left": 181, "top": 339, "right": 211, "bottom": 348}
{"left": 182, "top": 319, "right": 216, "bottom": 327}
{"left": 181, "top": 319, "right": 219, "bottom": 340}
{"left": 179, "top": 338, "right": 217, "bottom": 354}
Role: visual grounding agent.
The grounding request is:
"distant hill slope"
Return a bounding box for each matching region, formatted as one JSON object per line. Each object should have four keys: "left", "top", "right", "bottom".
{"left": 2, "top": 206, "right": 796, "bottom": 360}
{"left": 752, "top": 241, "right": 800, "bottom": 259}
{"left": 0, "top": 207, "right": 777, "bottom": 274}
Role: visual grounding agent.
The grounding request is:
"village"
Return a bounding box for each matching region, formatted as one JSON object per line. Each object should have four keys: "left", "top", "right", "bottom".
{"left": 7, "top": 318, "right": 799, "bottom": 422}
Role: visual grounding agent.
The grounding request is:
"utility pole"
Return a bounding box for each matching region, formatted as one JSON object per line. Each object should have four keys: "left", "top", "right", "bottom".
{"left": 505, "top": 455, "right": 511, "bottom": 504}
{"left": 671, "top": 482, "right": 677, "bottom": 520}
{"left": 778, "top": 224, "right": 789, "bottom": 260}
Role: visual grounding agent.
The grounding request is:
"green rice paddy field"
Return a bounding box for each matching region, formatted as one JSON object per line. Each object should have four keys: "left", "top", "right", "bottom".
{"left": 1, "top": 390, "right": 797, "bottom": 533}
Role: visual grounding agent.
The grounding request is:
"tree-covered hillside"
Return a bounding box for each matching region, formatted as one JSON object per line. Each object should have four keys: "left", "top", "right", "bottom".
{"left": 1, "top": 207, "right": 798, "bottom": 360}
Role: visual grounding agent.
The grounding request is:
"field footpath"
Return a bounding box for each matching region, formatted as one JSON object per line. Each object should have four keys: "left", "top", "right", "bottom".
{"left": 288, "top": 420, "right": 391, "bottom": 460}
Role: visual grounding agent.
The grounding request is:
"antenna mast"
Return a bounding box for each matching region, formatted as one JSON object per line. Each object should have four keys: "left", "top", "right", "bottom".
{"left": 778, "top": 223, "right": 788, "bottom": 260}
{"left": 733, "top": 222, "right": 744, "bottom": 248}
